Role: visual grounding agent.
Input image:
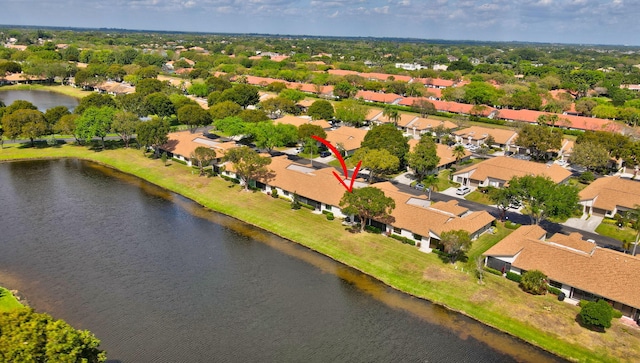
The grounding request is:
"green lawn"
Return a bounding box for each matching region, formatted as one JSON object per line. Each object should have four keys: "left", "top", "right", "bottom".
{"left": 465, "top": 190, "right": 493, "bottom": 205}
{"left": 595, "top": 219, "right": 637, "bottom": 243}
{"left": 465, "top": 222, "right": 512, "bottom": 270}
{"left": 0, "top": 143, "right": 637, "bottom": 363}
{"left": 0, "top": 287, "right": 23, "bottom": 312}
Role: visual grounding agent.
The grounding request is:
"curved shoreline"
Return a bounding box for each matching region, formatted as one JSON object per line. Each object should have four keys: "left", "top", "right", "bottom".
{"left": 0, "top": 147, "right": 627, "bottom": 362}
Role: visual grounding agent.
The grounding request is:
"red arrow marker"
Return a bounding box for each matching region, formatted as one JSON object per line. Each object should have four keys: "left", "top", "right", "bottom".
{"left": 311, "top": 135, "right": 362, "bottom": 193}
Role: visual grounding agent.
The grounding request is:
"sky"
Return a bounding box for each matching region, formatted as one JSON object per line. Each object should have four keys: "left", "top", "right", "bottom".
{"left": 3, "top": 0, "right": 640, "bottom": 46}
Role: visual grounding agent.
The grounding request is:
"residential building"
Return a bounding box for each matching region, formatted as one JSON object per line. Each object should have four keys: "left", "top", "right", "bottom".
{"left": 325, "top": 126, "right": 368, "bottom": 156}
{"left": 484, "top": 225, "right": 640, "bottom": 320}
{"left": 160, "top": 131, "right": 237, "bottom": 167}
{"left": 407, "top": 140, "right": 471, "bottom": 171}
{"left": 453, "top": 126, "right": 518, "bottom": 149}
{"left": 579, "top": 176, "right": 640, "bottom": 217}
{"left": 452, "top": 156, "right": 572, "bottom": 188}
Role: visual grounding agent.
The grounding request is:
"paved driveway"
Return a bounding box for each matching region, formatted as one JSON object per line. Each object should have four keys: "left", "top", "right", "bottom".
{"left": 563, "top": 215, "right": 604, "bottom": 233}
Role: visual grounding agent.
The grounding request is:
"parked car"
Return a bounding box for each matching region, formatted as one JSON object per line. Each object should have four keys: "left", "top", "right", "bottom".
{"left": 320, "top": 151, "right": 332, "bottom": 158}
{"left": 414, "top": 183, "right": 426, "bottom": 191}
{"left": 456, "top": 186, "right": 471, "bottom": 195}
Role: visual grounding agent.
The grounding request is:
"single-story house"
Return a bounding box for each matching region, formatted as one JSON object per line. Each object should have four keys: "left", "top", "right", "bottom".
{"left": 373, "top": 182, "right": 495, "bottom": 252}
{"left": 160, "top": 131, "right": 237, "bottom": 167}
{"left": 484, "top": 225, "right": 640, "bottom": 320}
{"left": 274, "top": 115, "right": 332, "bottom": 130}
{"left": 325, "top": 126, "right": 368, "bottom": 156}
{"left": 453, "top": 126, "right": 518, "bottom": 150}
{"left": 452, "top": 156, "right": 572, "bottom": 188}
{"left": 408, "top": 140, "right": 471, "bottom": 172}
{"left": 355, "top": 90, "right": 403, "bottom": 105}
{"left": 579, "top": 176, "right": 640, "bottom": 217}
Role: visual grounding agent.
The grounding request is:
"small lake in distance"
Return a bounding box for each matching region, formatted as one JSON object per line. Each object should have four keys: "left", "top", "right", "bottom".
{"left": 0, "top": 89, "right": 79, "bottom": 112}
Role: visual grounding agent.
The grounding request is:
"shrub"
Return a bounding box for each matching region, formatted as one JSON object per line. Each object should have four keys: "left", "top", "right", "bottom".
{"left": 389, "top": 233, "right": 416, "bottom": 246}
{"left": 504, "top": 221, "right": 521, "bottom": 229}
{"left": 365, "top": 225, "right": 382, "bottom": 234}
{"left": 506, "top": 271, "right": 522, "bottom": 283}
{"left": 579, "top": 300, "right": 613, "bottom": 330}
{"left": 484, "top": 266, "right": 502, "bottom": 276}
{"left": 579, "top": 300, "right": 591, "bottom": 308}
{"left": 432, "top": 249, "right": 450, "bottom": 258}
{"left": 612, "top": 309, "right": 623, "bottom": 319}
{"left": 547, "top": 285, "right": 562, "bottom": 295}
{"left": 520, "top": 270, "right": 548, "bottom": 295}
{"left": 579, "top": 171, "right": 595, "bottom": 184}
{"left": 300, "top": 202, "right": 314, "bottom": 210}
{"left": 324, "top": 212, "right": 335, "bottom": 220}
{"left": 172, "top": 157, "right": 187, "bottom": 165}
{"left": 271, "top": 189, "right": 279, "bottom": 198}
{"left": 221, "top": 175, "right": 240, "bottom": 184}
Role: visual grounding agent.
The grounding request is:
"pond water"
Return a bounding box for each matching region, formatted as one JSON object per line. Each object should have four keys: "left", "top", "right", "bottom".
{"left": 0, "top": 89, "right": 79, "bottom": 112}
{"left": 0, "top": 159, "right": 565, "bottom": 363}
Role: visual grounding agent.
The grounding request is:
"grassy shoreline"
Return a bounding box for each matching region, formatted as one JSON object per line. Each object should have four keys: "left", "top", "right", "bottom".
{"left": 0, "top": 84, "right": 92, "bottom": 99}
{"left": 1, "top": 143, "right": 638, "bottom": 362}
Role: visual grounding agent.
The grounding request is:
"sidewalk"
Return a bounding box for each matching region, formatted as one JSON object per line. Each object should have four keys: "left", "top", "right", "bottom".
{"left": 562, "top": 214, "right": 603, "bottom": 233}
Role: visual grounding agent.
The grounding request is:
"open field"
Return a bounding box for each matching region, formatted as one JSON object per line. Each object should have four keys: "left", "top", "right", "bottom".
{"left": 1, "top": 143, "right": 639, "bottom": 362}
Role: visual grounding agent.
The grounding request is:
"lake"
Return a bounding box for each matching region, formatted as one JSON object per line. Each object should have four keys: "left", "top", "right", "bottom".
{"left": 0, "top": 89, "right": 79, "bottom": 112}
{"left": 0, "top": 159, "right": 564, "bottom": 363}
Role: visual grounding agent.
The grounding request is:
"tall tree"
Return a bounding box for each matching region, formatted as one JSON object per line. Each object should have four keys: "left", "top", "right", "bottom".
{"left": 219, "top": 84, "right": 259, "bottom": 108}
{"left": 191, "top": 146, "right": 217, "bottom": 176}
{"left": 334, "top": 99, "right": 368, "bottom": 127}
{"left": 145, "top": 92, "right": 176, "bottom": 117}
{"left": 406, "top": 135, "right": 440, "bottom": 181}
{"left": 54, "top": 114, "right": 80, "bottom": 143}
{"left": 111, "top": 111, "right": 139, "bottom": 148}
{"left": 361, "top": 123, "right": 409, "bottom": 168}
{"left": 382, "top": 106, "right": 400, "bottom": 125}
{"left": 570, "top": 141, "right": 610, "bottom": 172}
{"left": 1, "top": 109, "right": 47, "bottom": 146}
{"left": 223, "top": 146, "right": 272, "bottom": 191}
{"left": 74, "top": 93, "right": 116, "bottom": 115}
{"left": 514, "top": 124, "right": 562, "bottom": 161}
{"left": 209, "top": 100, "right": 242, "bottom": 120}
{"left": 412, "top": 99, "right": 436, "bottom": 118}
{"left": 440, "top": 230, "right": 472, "bottom": 263}
{"left": 307, "top": 100, "right": 334, "bottom": 120}
{"left": 339, "top": 187, "right": 395, "bottom": 232}
{"left": 44, "top": 105, "right": 70, "bottom": 132}
{"left": 489, "top": 187, "right": 519, "bottom": 222}
{"left": 298, "top": 123, "right": 327, "bottom": 153}
{"left": 136, "top": 117, "right": 170, "bottom": 157}
{"left": 353, "top": 147, "right": 400, "bottom": 183}
{"left": 452, "top": 144, "right": 467, "bottom": 163}
{"left": 76, "top": 107, "right": 115, "bottom": 149}
{"left": 251, "top": 122, "right": 298, "bottom": 152}
{"left": 0, "top": 308, "right": 106, "bottom": 363}
{"left": 177, "top": 104, "right": 212, "bottom": 132}
{"left": 508, "top": 175, "right": 579, "bottom": 225}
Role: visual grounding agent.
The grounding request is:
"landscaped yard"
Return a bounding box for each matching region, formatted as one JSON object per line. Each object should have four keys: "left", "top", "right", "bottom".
{"left": 596, "top": 218, "right": 637, "bottom": 244}
{"left": 465, "top": 190, "right": 493, "bottom": 205}
{"left": 464, "top": 222, "right": 512, "bottom": 270}
{"left": 1, "top": 143, "right": 639, "bottom": 363}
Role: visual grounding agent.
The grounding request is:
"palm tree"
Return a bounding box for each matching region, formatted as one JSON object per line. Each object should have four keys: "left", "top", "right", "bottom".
{"left": 382, "top": 106, "right": 400, "bottom": 126}
{"left": 453, "top": 144, "right": 466, "bottom": 164}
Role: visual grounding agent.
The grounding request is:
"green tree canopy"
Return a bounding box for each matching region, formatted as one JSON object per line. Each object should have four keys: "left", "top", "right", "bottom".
{"left": 307, "top": 100, "right": 334, "bottom": 120}
{"left": 76, "top": 106, "right": 116, "bottom": 148}
{"left": 54, "top": 114, "right": 80, "bottom": 142}
{"left": 514, "top": 124, "right": 563, "bottom": 161}
{"left": 570, "top": 141, "right": 610, "bottom": 172}
{"left": 339, "top": 187, "right": 396, "bottom": 232}
{"left": 298, "top": 123, "right": 327, "bottom": 153}
{"left": 411, "top": 99, "right": 436, "bottom": 118}
{"left": 223, "top": 146, "right": 272, "bottom": 191}
{"left": 136, "top": 117, "right": 170, "bottom": 156}
{"left": 507, "top": 175, "right": 579, "bottom": 224}
{"left": 209, "top": 100, "right": 242, "bottom": 120}
{"left": 145, "top": 92, "right": 176, "bottom": 117}
{"left": 44, "top": 105, "right": 70, "bottom": 131}
{"left": 279, "top": 88, "right": 306, "bottom": 102}
{"left": 361, "top": 123, "right": 409, "bottom": 168}
{"left": 334, "top": 99, "right": 368, "bottom": 127}
{"left": 440, "top": 230, "right": 472, "bottom": 263}
{"left": 191, "top": 146, "right": 217, "bottom": 176}
{"left": 214, "top": 116, "right": 247, "bottom": 137}
{"left": 111, "top": 110, "right": 139, "bottom": 148}
{"left": 0, "top": 308, "right": 106, "bottom": 363}
{"left": 135, "top": 78, "right": 165, "bottom": 97}
{"left": 75, "top": 93, "right": 116, "bottom": 115}
{"left": 219, "top": 84, "right": 260, "bottom": 108}
{"left": 4, "top": 99, "right": 38, "bottom": 116}
{"left": 406, "top": 135, "right": 440, "bottom": 181}
{"left": 251, "top": 122, "right": 298, "bottom": 152}
{"left": 177, "top": 104, "right": 212, "bottom": 132}
{"left": 1, "top": 109, "right": 47, "bottom": 145}
{"left": 353, "top": 147, "right": 400, "bottom": 183}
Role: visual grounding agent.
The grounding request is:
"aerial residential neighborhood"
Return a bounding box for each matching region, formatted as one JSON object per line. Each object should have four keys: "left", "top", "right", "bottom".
{"left": 3, "top": 21, "right": 640, "bottom": 362}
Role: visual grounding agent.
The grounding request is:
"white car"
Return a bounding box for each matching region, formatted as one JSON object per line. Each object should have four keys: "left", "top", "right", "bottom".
{"left": 456, "top": 186, "right": 471, "bottom": 195}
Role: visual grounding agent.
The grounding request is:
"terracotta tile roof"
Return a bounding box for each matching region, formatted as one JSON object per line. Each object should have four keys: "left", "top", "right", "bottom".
{"left": 429, "top": 200, "right": 468, "bottom": 216}
{"left": 405, "top": 118, "right": 457, "bottom": 132}
{"left": 274, "top": 115, "right": 330, "bottom": 129}
{"left": 363, "top": 72, "right": 413, "bottom": 83}
{"left": 258, "top": 155, "right": 352, "bottom": 207}
{"left": 373, "top": 182, "right": 494, "bottom": 237}
{"left": 579, "top": 176, "right": 640, "bottom": 212}
{"left": 297, "top": 99, "right": 315, "bottom": 108}
{"left": 328, "top": 69, "right": 360, "bottom": 77}
{"left": 417, "top": 78, "right": 455, "bottom": 87}
{"left": 355, "top": 90, "right": 403, "bottom": 104}
{"left": 430, "top": 100, "right": 495, "bottom": 116}
{"left": 161, "top": 131, "right": 237, "bottom": 159}
{"left": 453, "top": 156, "right": 572, "bottom": 184}
{"left": 325, "top": 126, "right": 368, "bottom": 152}
{"left": 485, "top": 226, "right": 640, "bottom": 309}
{"left": 366, "top": 108, "right": 383, "bottom": 120}
{"left": 547, "top": 232, "right": 597, "bottom": 254}
{"left": 396, "top": 113, "right": 418, "bottom": 128}
{"left": 398, "top": 95, "right": 443, "bottom": 107}
{"left": 495, "top": 109, "right": 621, "bottom": 132}
{"left": 453, "top": 126, "right": 517, "bottom": 145}
{"left": 435, "top": 143, "right": 471, "bottom": 168}
{"left": 95, "top": 81, "right": 135, "bottom": 95}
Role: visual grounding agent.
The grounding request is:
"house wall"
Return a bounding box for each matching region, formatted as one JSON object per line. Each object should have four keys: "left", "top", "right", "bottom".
{"left": 385, "top": 225, "right": 431, "bottom": 252}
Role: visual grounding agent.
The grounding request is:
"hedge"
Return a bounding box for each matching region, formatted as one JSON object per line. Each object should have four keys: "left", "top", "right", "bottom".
{"left": 484, "top": 266, "right": 502, "bottom": 276}
{"left": 365, "top": 225, "right": 382, "bottom": 234}
{"left": 547, "top": 285, "right": 562, "bottom": 295}
{"left": 389, "top": 234, "right": 416, "bottom": 246}
{"left": 171, "top": 158, "right": 187, "bottom": 165}
{"left": 506, "top": 271, "right": 522, "bottom": 283}
{"left": 221, "top": 175, "right": 240, "bottom": 184}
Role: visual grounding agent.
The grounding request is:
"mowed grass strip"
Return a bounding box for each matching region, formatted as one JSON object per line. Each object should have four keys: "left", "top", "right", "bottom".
{"left": 1, "top": 143, "right": 638, "bottom": 363}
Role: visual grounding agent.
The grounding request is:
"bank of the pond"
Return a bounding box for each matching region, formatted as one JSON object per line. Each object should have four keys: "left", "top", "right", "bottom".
{"left": 1, "top": 144, "right": 636, "bottom": 363}
{"left": 0, "top": 84, "right": 91, "bottom": 99}
{"left": 0, "top": 287, "right": 23, "bottom": 312}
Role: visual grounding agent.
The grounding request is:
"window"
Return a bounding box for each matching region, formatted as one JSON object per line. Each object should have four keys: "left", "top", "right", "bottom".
{"left": 413, "top": 233, "right": 422, "bottom": 240}
{"left": 393, "top": 227, "right": 401, "bottom": 234}
{"left": 283, "top": 191, "right": 289, "bottom": 196}
{"left": 324, "top": 205, "right": 332, "bottom": 211}
{"left": 549, "top": 280, "right": 562, "bottom": 289}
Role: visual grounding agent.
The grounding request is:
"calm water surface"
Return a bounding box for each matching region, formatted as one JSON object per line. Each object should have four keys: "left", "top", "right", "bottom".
{"left": 0, "top": 160, "right": 564, "bottom": 363}
{"left": 0, "top": 89, "right": 79, "bottom": 112}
